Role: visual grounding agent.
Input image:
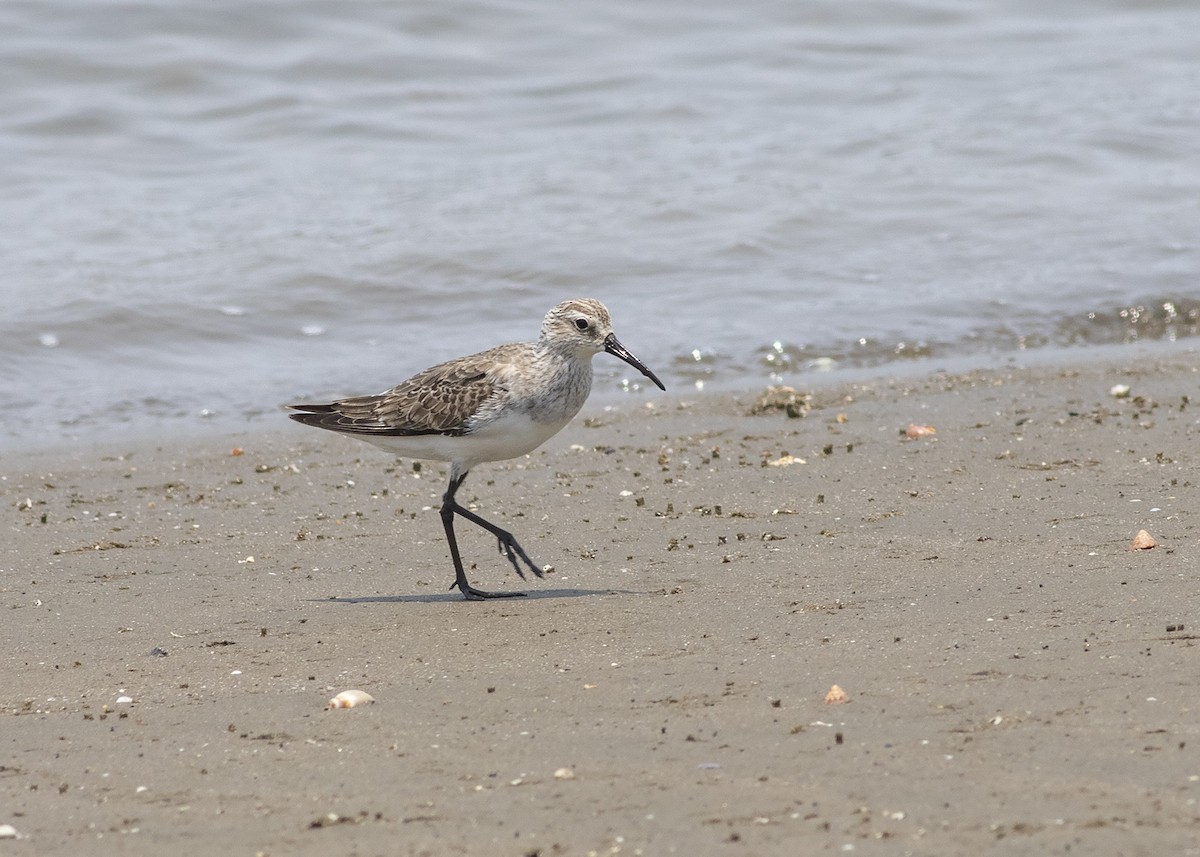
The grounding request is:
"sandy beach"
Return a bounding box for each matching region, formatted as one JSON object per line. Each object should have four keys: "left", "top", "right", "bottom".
{"left": 3, "top": 350, "right": 1199, "bottom": 856}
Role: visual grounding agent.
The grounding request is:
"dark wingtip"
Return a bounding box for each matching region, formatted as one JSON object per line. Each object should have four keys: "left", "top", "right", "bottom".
{"left": 288, "top": 404, "right": 343, "bottom": 429}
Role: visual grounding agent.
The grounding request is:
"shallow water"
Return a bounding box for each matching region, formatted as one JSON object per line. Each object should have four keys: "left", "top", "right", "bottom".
{"left": 3, "top": 0, "right": 1199, "bottom": 449}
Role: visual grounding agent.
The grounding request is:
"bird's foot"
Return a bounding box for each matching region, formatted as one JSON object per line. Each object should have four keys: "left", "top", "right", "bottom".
{"left": 450, "top": 579, "right": 528, "bottom": 600}
{"left": 446, "top": 501, "right": 545, "bottom": 585}
{"left": 494, "top": 533, "right": 544, "bottom": 580}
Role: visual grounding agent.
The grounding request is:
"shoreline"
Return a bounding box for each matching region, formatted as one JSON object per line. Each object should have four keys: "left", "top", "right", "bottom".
{"left": 3, "top": 337, "right": 1197, "bottom": 459}
{"left": 3, "top": 350, "right": 1198, "bottom": 854}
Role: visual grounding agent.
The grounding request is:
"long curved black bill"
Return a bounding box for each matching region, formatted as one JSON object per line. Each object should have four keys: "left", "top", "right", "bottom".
{"left": 604, "top": 333, "right": 666, "bottom": 391}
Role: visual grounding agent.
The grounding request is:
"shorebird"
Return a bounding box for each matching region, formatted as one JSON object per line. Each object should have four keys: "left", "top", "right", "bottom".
{"left": 288, "top": 298, "right": 665, "bottom": 600}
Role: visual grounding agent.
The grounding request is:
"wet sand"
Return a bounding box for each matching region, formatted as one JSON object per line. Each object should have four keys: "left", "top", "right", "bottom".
{"left": 3, "top": 352, "right": 1199, "bottom": 855}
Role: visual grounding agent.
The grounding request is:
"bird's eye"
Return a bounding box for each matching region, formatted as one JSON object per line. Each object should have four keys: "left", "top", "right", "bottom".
{"left": 574, "top": 318, "right": 589, "bottom": 331}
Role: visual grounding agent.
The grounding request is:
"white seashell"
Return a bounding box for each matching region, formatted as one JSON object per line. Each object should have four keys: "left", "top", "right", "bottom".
{"left": 767, "top": 453, "right": 804, "bottom": 467}
{"left": 327, "top": 689, "right": 375, "bottom": 709}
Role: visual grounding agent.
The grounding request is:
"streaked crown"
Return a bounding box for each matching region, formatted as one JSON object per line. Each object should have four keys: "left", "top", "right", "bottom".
{"left": 539, "top": 298, "right": 614, "bottom": 354}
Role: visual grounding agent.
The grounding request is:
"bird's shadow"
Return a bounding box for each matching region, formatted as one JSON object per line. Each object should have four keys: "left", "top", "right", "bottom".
{"left": 316, "top": 587, "right": 641, "bottom": 605}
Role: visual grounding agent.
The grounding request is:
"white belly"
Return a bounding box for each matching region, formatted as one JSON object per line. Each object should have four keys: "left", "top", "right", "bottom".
{"left": 358, "top": 410, "right": 572, "bottom": 470}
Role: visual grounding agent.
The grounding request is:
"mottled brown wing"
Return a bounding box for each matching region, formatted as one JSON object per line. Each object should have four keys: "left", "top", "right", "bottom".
{"left": 289, "top": 349, "right": 502, "bottom": 437}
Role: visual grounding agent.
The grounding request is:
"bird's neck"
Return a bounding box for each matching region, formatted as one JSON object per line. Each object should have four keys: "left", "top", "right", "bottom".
{"left": 523, "top": 346, "right": 594, "bottom": 422}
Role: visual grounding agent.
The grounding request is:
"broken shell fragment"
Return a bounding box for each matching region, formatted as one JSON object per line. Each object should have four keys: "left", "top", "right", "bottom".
{"left": 1110, "top": 384, "right": 1131, "bottom": 399}
{"left": 905, "top": 424, "right": 937, "bottom": 439}
{"left": 1130, "top": 529, "right": 1157, "bottom": 550}
{"left": 824, "top": 684, "right": 848, "bottom": 704}
{"left": 327, "top": 689, "right": 375, "bottom": 709}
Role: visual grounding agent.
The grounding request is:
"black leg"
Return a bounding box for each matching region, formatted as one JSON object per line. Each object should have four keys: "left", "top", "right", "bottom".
{"left": 440, "top": 471, "right": 542, "bottom": 600}
{"left": 452, "top": 504, "right": 545, "bottom": 581}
